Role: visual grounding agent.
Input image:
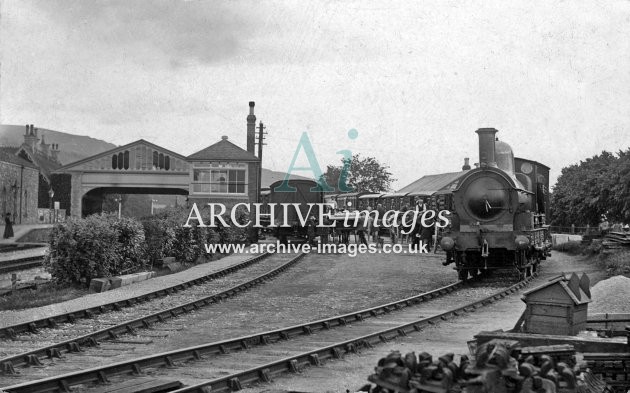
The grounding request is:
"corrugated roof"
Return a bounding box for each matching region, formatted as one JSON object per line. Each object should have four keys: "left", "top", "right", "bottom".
{"left": 397, "top": 171, "right": 468, "bottom": 196}
{"left": 0, "top": 147, "right": 38, "bottom": 169}
{"left": 188, "top": 138, "right": 259, "bottom": 161}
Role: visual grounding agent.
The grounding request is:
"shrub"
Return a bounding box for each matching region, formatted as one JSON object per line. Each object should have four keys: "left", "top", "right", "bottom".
{"left": 215, "top": 205, "right": 250, "bottom": 244}
{"left": 45, "top": 214, "right": 150, "bottom": 287}
{"left": 141, "top": 214, "right": 176, "bottom": 266}
{"left": 109, "top": 215, "right": 149, "bottom": 273}
{"left": 45, "top": 214, "right": 122, "bottom": 287}
{"left": 141, "top": 206, "right": 219, "bottom": 265}
{"left": 598, "top": 249, "right": 630, "bottom": 277}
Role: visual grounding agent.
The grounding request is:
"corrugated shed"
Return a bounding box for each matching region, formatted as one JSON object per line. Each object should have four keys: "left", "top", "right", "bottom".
{"left": 397, "top": 171, "right": 468, "bottom": 196}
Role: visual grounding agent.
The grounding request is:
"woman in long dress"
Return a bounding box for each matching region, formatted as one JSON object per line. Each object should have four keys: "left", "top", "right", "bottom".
{"left": 3, "top": 212, "right": 14, "bottom": 239}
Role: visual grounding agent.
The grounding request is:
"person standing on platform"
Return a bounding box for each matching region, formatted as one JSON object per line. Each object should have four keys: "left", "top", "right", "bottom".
{"left": 356, "top": 212, "right": 368, "bottom": 246}
{"left": 3, "top": 213, "right": 14, "bottom": 239}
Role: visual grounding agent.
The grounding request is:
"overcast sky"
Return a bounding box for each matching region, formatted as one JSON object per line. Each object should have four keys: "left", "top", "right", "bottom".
{"left": 1, "top": 0, "right": 629, "bottom": 189}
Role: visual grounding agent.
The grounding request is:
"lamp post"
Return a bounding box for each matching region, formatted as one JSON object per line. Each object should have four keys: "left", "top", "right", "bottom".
{"left": 113, "top": 195, "right": 122, "bottom": 219}
{"left": 48, "top": 189, "right": 54, "bottom": 223}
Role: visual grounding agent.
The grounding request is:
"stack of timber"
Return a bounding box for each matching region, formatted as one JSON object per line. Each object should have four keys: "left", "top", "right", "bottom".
{"left": 602, "top": 231, "right": 630, "bottom": 250}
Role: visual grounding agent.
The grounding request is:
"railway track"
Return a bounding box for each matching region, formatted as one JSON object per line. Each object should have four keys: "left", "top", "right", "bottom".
{"left": 0, "top": 274, "right": 536, "bottom": 393}
{"left": 0, "top": 253, "right": 277, "bottom": 340}
{"left": 0, "top": 256, "right": 45, "bottom": 275}
{"left": 0, "top": 252, "right": 305, "bottom": 377}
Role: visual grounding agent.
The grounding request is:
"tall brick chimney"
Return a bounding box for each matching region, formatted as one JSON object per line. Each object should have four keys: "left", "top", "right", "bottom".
{"left": 24, "top": 124, "right": 39, "bottom": 151}
{"left": 40, "top": 134, "right": 50, "bottom": 156}
{"left": 247, "top": 101, "right": 256, "bottom": 154}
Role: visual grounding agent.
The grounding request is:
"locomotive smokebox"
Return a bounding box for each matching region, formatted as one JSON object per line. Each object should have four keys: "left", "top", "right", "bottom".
{"left": 475, "top": 128, "right": 498, "bottom": 168}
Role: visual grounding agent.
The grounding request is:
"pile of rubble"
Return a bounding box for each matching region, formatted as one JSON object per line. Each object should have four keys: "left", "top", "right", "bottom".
{"left": 360, "top": 340, "right": 609, "bottom": 393}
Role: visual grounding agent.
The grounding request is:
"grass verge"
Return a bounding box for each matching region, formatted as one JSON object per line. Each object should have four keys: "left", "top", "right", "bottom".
{"left": 0, "top": 282, "right": 88, "bottom": 311}
{"left": 598, "top": 249, "right": 630, "bottom": 277}
{"left": 0, "top": 252, "right": 230, "bottom": 311}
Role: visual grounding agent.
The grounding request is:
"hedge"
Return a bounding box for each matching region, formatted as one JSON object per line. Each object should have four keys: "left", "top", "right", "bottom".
{"left": 45, "top": 206, "right": 249, "bottom": 287}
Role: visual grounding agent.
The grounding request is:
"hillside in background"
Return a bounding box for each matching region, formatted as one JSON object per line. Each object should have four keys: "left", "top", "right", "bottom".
{"left": 0, "top": 124, "right": 117, "bottom": 165}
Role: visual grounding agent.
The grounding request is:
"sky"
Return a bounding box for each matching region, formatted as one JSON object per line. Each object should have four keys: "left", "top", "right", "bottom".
{"left": 1, "top": 0, "right": 630, "bottom": 190}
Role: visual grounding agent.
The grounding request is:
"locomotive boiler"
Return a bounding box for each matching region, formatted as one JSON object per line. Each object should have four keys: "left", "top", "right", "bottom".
{"left": 440, "top": 128, "right": 552, "bottom": 280}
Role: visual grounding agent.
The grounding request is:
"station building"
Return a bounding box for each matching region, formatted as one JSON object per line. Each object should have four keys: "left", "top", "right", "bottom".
{"left": 0, "top": 125, "right": 63, "bottom": 223}
{"left": 52, "top": 102, "right": 263, "bottom": 217}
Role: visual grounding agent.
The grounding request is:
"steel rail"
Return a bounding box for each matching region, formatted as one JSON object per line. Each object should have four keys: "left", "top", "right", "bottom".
{"left": 172, "top": 274, "right": 537, "bottom": 393}
{"left": 0, "top": 252, "right": 305, "bottom": 373}
{"left": 0, "top": 252, "right": 270, "bottom": 340}
{"left": 0, "top": 279, "right": 468, "bottom": 392}
{"left": 0, "top": 256, "right": 44, "bottom": 274}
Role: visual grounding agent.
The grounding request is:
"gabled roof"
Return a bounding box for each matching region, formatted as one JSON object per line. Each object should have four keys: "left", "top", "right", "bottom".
{"left": 14, "top": 145, "right": 62, "bottom": 180}
{"left": 188, "top": 137, "right": 259, "bottom": 162}
{"left": 522, "top": 274, "right": 591, "bottom": 305}
{"left": 0, "top": 147, "right": 38, "bottom": 169}
{"left": 56, "top": 139, "right": 188, "bottom": 172}
{"left": 397, "top": 171, "right": 468, "bottom": 196}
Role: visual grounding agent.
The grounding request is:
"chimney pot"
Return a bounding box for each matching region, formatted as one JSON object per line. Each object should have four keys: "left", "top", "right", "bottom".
{"left": 462, "top": 157, "right": 471, "bottom": 171}
{"left": 221, "top": 135, "right": 228, "bottom": 140}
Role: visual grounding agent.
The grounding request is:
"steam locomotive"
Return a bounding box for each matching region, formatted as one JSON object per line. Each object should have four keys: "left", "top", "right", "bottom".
{"left": 440, "top": 128, "right": 552, "bottom": 280}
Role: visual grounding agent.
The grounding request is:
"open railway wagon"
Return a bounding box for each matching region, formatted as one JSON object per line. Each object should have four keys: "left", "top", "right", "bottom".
{"left": 440, "top": 128, "right": 552, "bottom": 281}
{"left": 263, "top": 179, "right": 325, "bottom": 243}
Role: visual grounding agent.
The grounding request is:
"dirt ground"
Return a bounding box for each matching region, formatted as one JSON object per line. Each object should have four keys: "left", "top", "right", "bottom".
{"left": 238, "top": 251, "right": 611, "bottom": 393}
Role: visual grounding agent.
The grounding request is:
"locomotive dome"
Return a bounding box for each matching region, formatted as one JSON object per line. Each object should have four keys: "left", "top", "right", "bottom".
{"left": 495, "top": 139, "right": 515, "bottom": 174}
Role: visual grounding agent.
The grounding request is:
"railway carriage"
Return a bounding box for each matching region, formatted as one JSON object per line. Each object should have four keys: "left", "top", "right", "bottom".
{"left": 380, "top": 192, "right": 408, "bottom": 211}
{"left": 265, "top": 179, "right": 324, "bottom": 242}
{"left": 334, "top": 191, "right": 372, "bottom": 211}
{"left": 358, "top": 193, "right": 384, "bottom": 210}
{"left": 440, "top": 128, "right": 551, "bottom": 280}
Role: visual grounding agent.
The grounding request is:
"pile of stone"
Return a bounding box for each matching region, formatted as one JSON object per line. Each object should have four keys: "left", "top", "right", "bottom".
{"left": 360, "top": 341, "right": 608, "bottom": 393}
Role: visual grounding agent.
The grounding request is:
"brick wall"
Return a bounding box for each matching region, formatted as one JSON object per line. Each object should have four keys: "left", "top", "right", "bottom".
{"left": 0, "top": 161, "right": 39, "bottom": 224}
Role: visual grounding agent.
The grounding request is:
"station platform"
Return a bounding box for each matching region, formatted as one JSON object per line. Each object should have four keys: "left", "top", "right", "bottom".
{"left": 0, "top": 251, "right": 264, "bottom": 329}
{"left": 0, "top": 223, "right": 53, "bottom": 245}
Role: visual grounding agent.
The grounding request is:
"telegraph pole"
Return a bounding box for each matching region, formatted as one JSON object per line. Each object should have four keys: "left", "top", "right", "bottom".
{"left": 256, "top": 121, "right": 267, "bottom": 203}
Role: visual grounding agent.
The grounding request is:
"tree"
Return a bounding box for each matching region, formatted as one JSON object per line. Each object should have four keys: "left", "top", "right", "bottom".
{"left": 320, "top": 154, "right": 395, "bottom": 193}
{"left": 551, "top": 148, "right": 630, "bottom": 226}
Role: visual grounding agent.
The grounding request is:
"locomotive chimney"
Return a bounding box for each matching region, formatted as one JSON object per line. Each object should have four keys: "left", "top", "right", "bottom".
{"left": 462, "top": 157, "right": 471, "bottom": 171}
{"left": 247, "top": 101, "right": 256, "bottom": 154}
{"left": 475, "top": 128, "right": 498, "bottom": 168}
